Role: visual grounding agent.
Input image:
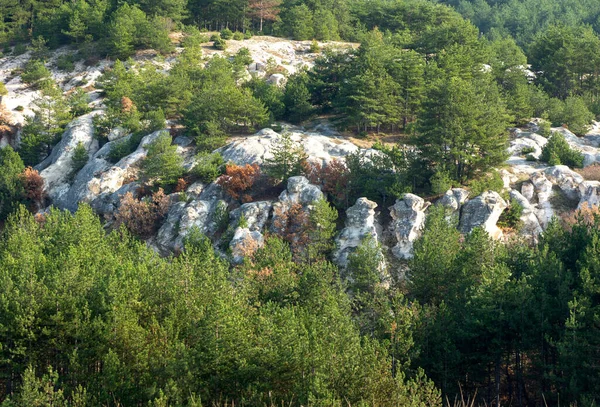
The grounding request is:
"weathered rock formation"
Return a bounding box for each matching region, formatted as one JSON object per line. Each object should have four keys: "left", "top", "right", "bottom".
{"left": 458, "top": 191, "right": 508, "bottom": 239}
{"left": 389, "top": 194, "right": 431, "bottom": 259}
{"left": 333, "top": 197, "right": 382, "bottom": 268}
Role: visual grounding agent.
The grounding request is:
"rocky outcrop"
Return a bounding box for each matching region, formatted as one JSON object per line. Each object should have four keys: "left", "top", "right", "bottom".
{"left": 155, "top": 183, "right": 225, "bottom": 254}
{"left": 219, "top": 128, "right": 367, "bottom": 167}
{"left": 543, "top": 165, "right": 584, "bottom": 200}
{"left": 578, "top": 181, "right": 600, "bottom": 209}
{"left": 437, "top": 188, "right": 469, "bottom": 216}
{"left": 458, "top": 191, "right": 507, "bottom": 239}
{"left": 509, "top": 190, "right": 543, "bottom": 236}
{"left": 37, "top": 112, "right": 100, "bottom": 203}
{"left": 389, "top": 194, "right": 431, "bottom": 259}
{"left": 230, "top": 228, "right": 265, "bottom": 264}
{"left": 271, "top": 176, "right": 323, "bottom": 234}
{"left": 333, "top": 198, "right": 382, "bottom": 268}
{"left": 530, "top": 172, "right": 555, "bottom": 228}
{"left": 51, "top": 130, "right": 164, "bottom": 212}
{"left": 229, "top": 201, "right": 272, "bottom": 232}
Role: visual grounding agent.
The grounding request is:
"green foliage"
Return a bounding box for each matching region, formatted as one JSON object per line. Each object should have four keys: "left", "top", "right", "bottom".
{"left": 141, "top": 132, "right": 184, "bottom": 187}
{"left": 547, "top": 96, "right": 595, "bottom": 136}
{"left": 497, "top": 198, "right": 524, "bottom": 230}
{"left": 213, "top": 37, "right": 227, "bottom": 50}
{"left": 220, "top": 28, "right": 233, "bottom": 40}
{"left": 56, "top": 54, "right": 75, "bottom": 72}
{"left": 232, "top": 31, "right": 244, "bottom": 40}
{"left": 21, "top": 60, "right": 52, "bottom": 89}
{"left": 0, "top": 146, "right": 25, "bottom": 220}
{"left": 264, "top": 132, "right": 307, "bottom": 183}
{"left": 181, "top": 26, "right": 208, "bottom": 48}
{"left": 282, "top": 72, "right": 313, "bottom": 124}
{"left": 70, "top": 141, "right": 88, "bottom": 177}
{"left": 430, "top": 170, "right": 453, "bottom": 195}
{"left": 67, "top": 88, "right": 91, "bottom": 117}
{"left": 0, "top": 82, "right": 7, "bottom": 96}
{"left": 467, "top": 170, "right": 505, "bottom": 197}
{"left": 541, "top": 132, "right": 585, "bottom": 168}
{"left": 193, "top": 151, "right": 224, "bottom": 183}
{"left": 306, "top": 197, "right": 338, "bottom": 262}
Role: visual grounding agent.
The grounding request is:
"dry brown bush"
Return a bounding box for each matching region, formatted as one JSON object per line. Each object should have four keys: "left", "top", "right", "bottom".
{"left": 561, "top": 202, "right": 600, "bottom": 231}
{"left": 272, "top": 203, "right": 310, "bottom": 260}
{"left": 576, "top": 163, "right": 600, "bottom": 181}
{"left": 0, "top": 104, "right": 17, "bottom": 141}
{"left": 19, "top": 167, "right": 45, "bottom": 211}
{"left": 120, "top": 96, "right": 135, "bottom": 113}
{"left": 174, "top": 178, "right": 187, "bottom": 193}
{"left": 217, "top": 163, "right": 261, "bottom": 201}
{"left": 303, "top": 159, "right": 350, "bottom": 207}
{"left": 115, "top": 188, "right": 170, "bottom": 238}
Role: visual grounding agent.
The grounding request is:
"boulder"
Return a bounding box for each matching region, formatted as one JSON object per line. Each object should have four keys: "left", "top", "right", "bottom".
{"left": 437, "top": 188, "right": 469, "bottom": 215}
{"left": 229, "top": 201, "right": 272, "bottom": 232}
{"left": 509, "top": 190, "right": 543, "bottom": 236}
{"left": 51, "top": 130, "right": 163, "bottom": 212}
{"left": 271, "top": 176, "right": 323, "bottom": 235}
{"left": 530, "top": 172, "right": 554, "bottom": 228}
{"left": 578, "top": 181, "right": 600, "bottom": 209}
{"left": 229, "top": 228, "right": 264, "bottom": 264}
{"left": 544, "top": 165, "right": 584, "bottom": 200}
{"left": 389, "top": 194, "right": 431, "bottom": 259}
{"left": 333, "top": 198, "right": 382, "bottom": 268}
{"left": 266, "top": 73, "right": 286, "bottom": 86}
{"left": 521, "top": 182, "right": 535, "bottom": 202}
{"left": 458, "top": 191, "right": 507, "bottom": 239}
{"left": 37, "top": 112, "right": 100, "bottom": 202}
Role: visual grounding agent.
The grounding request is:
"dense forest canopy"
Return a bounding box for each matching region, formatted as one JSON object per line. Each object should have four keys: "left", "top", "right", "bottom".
{"left": 2, "top": 0, "right": 600, "bottom": 406}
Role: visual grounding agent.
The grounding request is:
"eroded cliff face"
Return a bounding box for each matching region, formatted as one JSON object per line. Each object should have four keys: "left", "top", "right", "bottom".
{"left": 4, "top": 41, "right": 600, "bottom": 268}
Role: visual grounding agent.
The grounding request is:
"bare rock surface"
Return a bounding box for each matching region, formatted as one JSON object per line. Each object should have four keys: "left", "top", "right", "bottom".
{"left": 458, "top": 191, "right": 508, "bottom": 239}
{"left": 389, "top": 194, "right": 430, "bottom": 259}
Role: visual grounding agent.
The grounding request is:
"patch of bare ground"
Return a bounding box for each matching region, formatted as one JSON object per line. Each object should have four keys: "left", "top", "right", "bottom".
{"left": 337, "top": 131, "right": 410, "bottom": 148}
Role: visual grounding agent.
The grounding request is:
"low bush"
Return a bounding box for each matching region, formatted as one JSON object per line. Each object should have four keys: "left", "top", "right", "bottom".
{"left": 541, "top": 133, "right": 584, "bottom": 168}
{"left": 193, "top": 151, "right": 225, "bottom": 183}
{"left": 429, "top": 170, "right": 453, "bottom": 195}
{"left": 21, "top": 60, "right": 52, "bottom": 88}
{"left": 576, "top": 163, "right": 600, "bottom": 181}
{"left": 70, "top": 141, "right": 88, "bottom": 178}
{"left": 213, "top": 38, "right": 227, "bottom": 50}
{"left": 233, "top": 32, "right": 244, "bottom": 41}
{"left": 497, "top": 198, "right": 524, "bottom": 230}
{"left": 115, "top": 189, "right": 171, "bottom": 238}
{"left": 217, "top": 163, "right": 261, "bottom": 202}
{"left": 220, "top": 28, "right": 233, "bottom": 40}
{"left": 521, "top": 146, "right": 536, "bottom": 155}
{"left": 468, "top": 170, "right": 505, "bottom": 197}
{"left": 56, "top": 54, "right": 75, "bottom": 72}
{"left": 209, "top": 33, "right": 220, "bottom": 41}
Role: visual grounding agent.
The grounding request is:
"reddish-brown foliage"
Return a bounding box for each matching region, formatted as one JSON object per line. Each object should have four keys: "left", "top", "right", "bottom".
{"left": 115, "top": 188, "right": 171, "bottom": 238}
{"left": 121, "top": 96, "right": 135, "bottom": 113}
{"left": 174, "top": 178, "right": 187, "bottom": 193}
{"left": 272, "top": 203, "right": 310, "bottom": 260}
{"left": 303, "top": 159, "right": 350, "bottom": 207}
{"left": 0, "top": 104, "right": 17, "bottom": 141}
{"left": 576, "top": 163, "right": 600, "bottom": 182}
{"left": 19, "top": 167, "right": 45, "bottom": 211}
{"left": 561, "top": 202, "right": 600, "bottom": 231}
{"left": 217, "top": 163, "right": 261, "bottom": 201}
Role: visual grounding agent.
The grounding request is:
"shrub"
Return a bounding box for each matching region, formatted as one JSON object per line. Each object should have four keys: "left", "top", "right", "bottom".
{"left": 12, "top": 43, "right": 27, "bottom": 56}
{"left": 244, "top": 31, "right": 253, "bottom": 39}
{"left": 233, "top": 32, "right": 244, "bottom": 41}
{"left": 209, "top": 34, "right": 220, "bottom": 42}
{"left": 15, "top": 106, "right": 24, "bottom": 112}
{"left": 497, "top": 198, "right": 524, "bottom": 230}
{"left": 264, "top": 132, "right": 307, "bottom": 183}
{"left": 19, "top": 167, "right": 45, "bottom": 211}
{"left": 538, "top": 120, "right": 552, "bottom": 137}
{"left": 521, "top": 146, "right": 536, "bottom": 155}
{"left": 70, "top": 141, "right": 88, "bottom": 177}
{"left": 310, "top": 39, "right": 320, "bottom": 53}
{"left": 213, "top": 38, "right": 227, "bottom": 50}
{"left": 430, "top": 170, "right": 453, "bottom": 195}
{"left": 526, "top": 153, "right": 538, "bottom": 162}
{"left": 576, "top": 163, "right": 600, "bottom": 181}
{"left": 67, "top": 88, "right": 91, "bottom": 117}
{"left": 21, "top": 60, "right": 52, "bottom": 88}
{"left": 541, "top": 133, "right": 584, "bottom": 168}
{"left": 303, "top": 159, "right": 350, "bottom": 208}
{"left": 141, "top": 133, "right": 185, "bottom": 187}
{"left": 182, "top": 26, "right": 209, "bottom": 48}
{"left": 0, "top": 82, "right": 7, "bottom": 96}
{"left": 468, "top": 170, "right": 505, "bottom": 197}
{"left": 56, "top": 54, "right": 76, "bottom": 72}
{"left": 115, "top": 189, "right": 171, "bottom": 238}
{"left": 217, "top": 163, "right": 261, "bottom": 201}
{"left": 193, "top": 151, "right": 225, "bottom": 183}
{"left": 220, "top": 28, "right": 233, "bottom": 40}
{"left": 108, "top": 137, "right": 136, "bottom": 163}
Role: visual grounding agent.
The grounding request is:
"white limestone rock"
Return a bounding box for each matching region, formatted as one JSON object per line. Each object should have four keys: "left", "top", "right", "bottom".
{"left": 458, "top": 191, "right": 507, "bottom": 239}
{"left": 333, "top": 198, "right": 382, "bottom": 268}
{"left": 37, "top": 112, "right": 100, "bottom": 203}
{"left": 543, "top": 165, "right": 584, "bottom": 200}
{"left": 230, "top": 228, "right": 265, "bottom": 264}
{"left": 437, "top": 188, "right": 469, "bottom": 215}
{"left": 578, "top": 181, "right": 600, "bottom": 209}
{"left": 509, "top": 190, "right": 543, "bottom": 236}
{"left": 389, "top": 194, "right": 431, "bottom": 259}
{"left": 271, "top": 176, "right": 324, "bottom": 235}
